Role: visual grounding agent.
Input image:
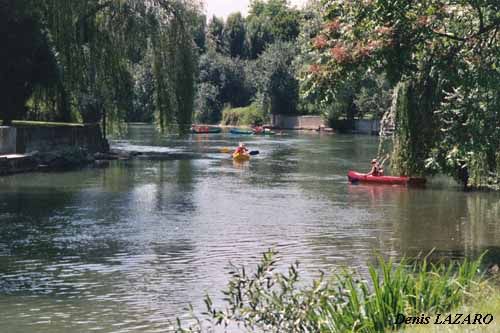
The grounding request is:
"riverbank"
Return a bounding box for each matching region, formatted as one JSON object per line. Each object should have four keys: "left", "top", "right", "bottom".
{"left": 0, "top": 148, "right": 112, "bottom": 175}
{"left": 176, "top": 250, "right": 496, "bottom": 332}
{"left": 0, "top": 121, "right": 111, "bottom": 175}
{"left": 401, "top": 286, "right": 500, "bottom": 333}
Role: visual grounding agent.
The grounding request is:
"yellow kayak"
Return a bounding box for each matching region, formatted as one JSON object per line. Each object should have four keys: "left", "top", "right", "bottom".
{"left": 232, "top": 152, "right": 250, "bottom": 162}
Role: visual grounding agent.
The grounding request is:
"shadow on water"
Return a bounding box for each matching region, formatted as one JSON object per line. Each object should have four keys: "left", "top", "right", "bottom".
{"left": 0, "top": 125, "right": 499, "bottom": 332}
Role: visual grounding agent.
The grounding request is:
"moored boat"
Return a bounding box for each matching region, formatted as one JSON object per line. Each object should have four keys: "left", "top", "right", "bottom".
{"left": 230, "top": 128, "right": 254, "bottom": 135}
{"left": 347, "top": 171, "right": 426, "bottom": 186}
{"left": 191, "top": 126, "right": 222, "bottom": 134}
{"left": 252, "top": 127, "right": 275, "bottom": 135}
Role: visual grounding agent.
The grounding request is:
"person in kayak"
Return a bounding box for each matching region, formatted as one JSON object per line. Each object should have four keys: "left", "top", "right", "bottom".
{"left": 368, "top": 159, "right": 384, "bottom": 176}
{"left": 234, "top": 142, "right": 249, "bottom": 155}
{"left": 252, "top": 126, "right": 263, "bottom": 134}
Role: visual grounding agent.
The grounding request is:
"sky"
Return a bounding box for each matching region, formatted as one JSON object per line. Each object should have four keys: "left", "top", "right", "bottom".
{"left": 204, "top": 0, "right": 307, "bottom": 19}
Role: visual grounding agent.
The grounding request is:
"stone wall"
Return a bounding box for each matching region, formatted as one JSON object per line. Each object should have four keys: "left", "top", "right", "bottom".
{"left": 271, "top": 114, "right": 380, "bottom": 134}
{"left": 15, "top": 124, "right": 107, "bottom": 154}
{"left": 0, "top": 124, "right": 107, "bottom": 155}
{"left": 271, "top": 115, "right": 326, "bottom": 129}
{"left": 332, "top": 119, "right": 381, "bottom": 135}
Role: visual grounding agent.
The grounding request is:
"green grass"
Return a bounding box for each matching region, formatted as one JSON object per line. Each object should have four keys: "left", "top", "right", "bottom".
{"left": 177, "top": 250, "right": 486, "bottom": 333}
{"left": 221, "top": 103, "right": 267, "bottom": 126}
{"left": 4, "top": 120, "right": 86, "bottom": 127}
{"left": 399, "top": 285, "right": 500, "bottom": 333}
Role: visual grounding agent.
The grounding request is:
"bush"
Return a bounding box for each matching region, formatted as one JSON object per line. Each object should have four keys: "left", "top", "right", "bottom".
{"left": 195, "top": 53, "right": 255, "bottom": 124}
{"left": 221, "top": 103, "right": 267, "bottom": 126}
{"left": 177, "top": 250, "right": 484, "bottom": 333}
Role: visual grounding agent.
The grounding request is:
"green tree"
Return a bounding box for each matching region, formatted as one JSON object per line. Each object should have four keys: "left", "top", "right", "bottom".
{"left": 253, "top": 41, "right": 299, "bottom": 115}
{"left": 195, "top": 52, "right": 254, "bottom": 123}
{"left": 207, "top": 15, "right": 226, "bottom": 54}
{"left": 0, "top": 0, "right": 66, "bottom": 125}
{"left": 354, "top": 73, "right": 392, "bottom": 120}
{"left": 191, "top": 12, "right": 207, "bottom": 52}
{"left": 1, "top": 0, "right": 201, "bottom": 133}
{"left": 302, "top": 0, "right": 500, "bottom": 187}
{"left": 224, "top": 12, "right": 246, "bottom": 58}
{"left": 245, "top": 0, "right": 300, "bottom": 59}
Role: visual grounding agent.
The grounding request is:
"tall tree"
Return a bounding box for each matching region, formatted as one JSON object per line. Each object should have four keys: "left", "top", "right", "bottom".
{"left": 253, "top": 41, "right": 299, "bottom": 115}
{"left": 1, "top": 0, "right": 200, "bottom": 133}
{"left": 303, "top": 0, "right": 500, "bottom": 187}
{"left": 245, "top": 0, "right": 300, "bottom": 59}
{"left": 224, "top": 12, "right": 246, "bottom": 58}
{"left": 0, "top": 0, "right": 66, "bottom": 125}
{"left": 207, "top": 15, "right": 226, "bottom": 54}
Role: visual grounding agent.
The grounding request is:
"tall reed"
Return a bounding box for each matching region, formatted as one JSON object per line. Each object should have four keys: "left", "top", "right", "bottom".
{"left": 177, "top": 250, "right": 484, "bottom": 333}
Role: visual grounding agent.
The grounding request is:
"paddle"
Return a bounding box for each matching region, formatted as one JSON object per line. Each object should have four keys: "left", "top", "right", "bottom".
{"left": 378, "top": 154, "right": 390, "bottom": 168}
{"left": 219, "top": 147, "right": 259, "bottom": 156}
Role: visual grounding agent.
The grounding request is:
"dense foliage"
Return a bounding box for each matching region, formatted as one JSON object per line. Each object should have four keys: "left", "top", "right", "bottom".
{"left": 194, "top": 0, "right": 304, "bottom": 123}
{"left": 1, "top": 0, "right": 201, "bottom": 133}
{"left": 302, "top": 0, "right": 500, "bottom": 188}
{"left": 4, "top": 0, "right": 499, "bottom": 189}
{"left": 0, "top": 1, "right": 64, "bottom": 125}
{"left": 177, "top": 250, "right": 484, "bottom": 332}
{"left": 221, "top": 103, "right": 266, "bottom": 126}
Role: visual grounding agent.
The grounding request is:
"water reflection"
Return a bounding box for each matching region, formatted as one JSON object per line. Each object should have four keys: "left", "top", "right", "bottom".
{"left": 0, "top": 125, "right": 499, "bottom": 332}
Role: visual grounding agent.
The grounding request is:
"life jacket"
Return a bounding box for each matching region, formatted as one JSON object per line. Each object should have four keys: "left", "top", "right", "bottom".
{"left": 235, "top": 146, "right": 247, "bottom": 154}
{"left": 373, "top": 166, "right": 383, "bottom": 176}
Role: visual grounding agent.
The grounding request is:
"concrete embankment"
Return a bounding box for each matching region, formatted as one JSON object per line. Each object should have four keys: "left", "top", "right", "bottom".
{"left": 0, "top": 123, "right": 108, "bottom": 175}
{"left": 270, "top": 115, "right": 380, "bottom": 135}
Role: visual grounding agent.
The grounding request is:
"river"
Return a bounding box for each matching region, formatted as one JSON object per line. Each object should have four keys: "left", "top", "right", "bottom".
{"left": 0, "top": 124, "right": 499, "bottom": 332}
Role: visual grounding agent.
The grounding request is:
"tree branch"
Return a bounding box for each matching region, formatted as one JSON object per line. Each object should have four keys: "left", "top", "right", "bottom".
{"left": 468, "top": 0, "right": 484, "bottom": 32}
{"left": 431, "top": 30, "right": 466, "bottom": 42}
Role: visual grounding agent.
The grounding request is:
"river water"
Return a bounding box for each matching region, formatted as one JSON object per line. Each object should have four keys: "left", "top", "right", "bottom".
{"left": 0, "top": 124, "right": 499, "bottom": 332}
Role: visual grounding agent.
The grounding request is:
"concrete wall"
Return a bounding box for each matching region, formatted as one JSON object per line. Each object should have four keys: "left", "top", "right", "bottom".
{"left": 0, "top": 127, "right": 17, "bottom": 154}
{"left": 272, "top": 115, "right": 326, "bottom": 129}
{"left": 15, "top": 124, "right": 106, "bottom": 154}
{"left": 332, "top": 119, "right": 381, "bottom": 135}
{"left": 354, "top": 120, "right": 380, "bottom": 135}
{"left": 271, "top": 115, "right": 380, "bottom": 135}
{"left": 0, "top": 124, "right": 106, "bottom": 155}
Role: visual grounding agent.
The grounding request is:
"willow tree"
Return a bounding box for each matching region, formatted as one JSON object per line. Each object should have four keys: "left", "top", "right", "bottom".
{"left": 0, "top": 0, "right": 67, "bottom": 125}
{"left": 150, "top": 0, "right": 197, "bottom": 132}
{"left": 301, "top": 0, "right": 500, "bottom": 189}
{"left": 1, "top": 0, "right": 199, "bottom": 133}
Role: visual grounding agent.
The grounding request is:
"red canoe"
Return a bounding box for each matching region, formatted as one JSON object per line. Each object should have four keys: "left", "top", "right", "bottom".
{"left": 347, "top": 171, "right": 426, "bottom": 186}
{"left": 191, "top": 126, "right": 222, "bottom": 134}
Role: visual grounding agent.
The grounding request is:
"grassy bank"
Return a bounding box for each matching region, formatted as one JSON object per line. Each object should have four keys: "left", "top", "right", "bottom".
{"left": 8, "top": 120, "right": 85, "bottom": 127}
{"left": 177, "top": 250, "right": 491, "bottom": 332}
{"left": 400, "top": 287, "right": 500, "bottom": 332}
{"left": 221, "top": 103, "right": 267, "bottom": 126}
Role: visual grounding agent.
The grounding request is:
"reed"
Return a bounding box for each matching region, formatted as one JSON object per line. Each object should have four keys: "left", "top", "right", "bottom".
{"left": 177, "top": 250, "right": 485, "bottom": 333}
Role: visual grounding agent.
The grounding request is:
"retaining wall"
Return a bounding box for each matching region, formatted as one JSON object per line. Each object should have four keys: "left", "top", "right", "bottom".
{"left": 354, "top": 119, "right": 380, "bottom": 135}
{"left": 271, "top": 115, "right": 380, "bottom": 135}
{"left": 271, "top": 115, "right": 326, "bottom": 129}
{"left": 0, "top": 124, "right": 107, "bottom": 154}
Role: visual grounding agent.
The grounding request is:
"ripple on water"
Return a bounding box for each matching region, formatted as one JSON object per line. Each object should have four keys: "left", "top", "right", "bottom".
{"left": 0, "top": 129, "right": 499, "bottom": 332}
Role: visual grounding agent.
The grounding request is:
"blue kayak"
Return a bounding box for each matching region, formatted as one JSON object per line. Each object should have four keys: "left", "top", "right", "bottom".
{"left": 230, "top": 128, "right": 254, "bottom": 135}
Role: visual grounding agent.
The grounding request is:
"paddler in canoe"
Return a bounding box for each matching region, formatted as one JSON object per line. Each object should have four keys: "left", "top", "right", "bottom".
{"left": 368, "top": 158, "right": 384, "bottom": 176}
{"left": 233, "top": 142, "right": 250, "bottom": 161}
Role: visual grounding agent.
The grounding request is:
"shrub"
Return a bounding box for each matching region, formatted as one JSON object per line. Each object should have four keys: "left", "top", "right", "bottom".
{"left": 177, "top": 250, "right": 484, "bottom": 333}
{"left": 221, "top": 103, "right": 267, "bottom": 126}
